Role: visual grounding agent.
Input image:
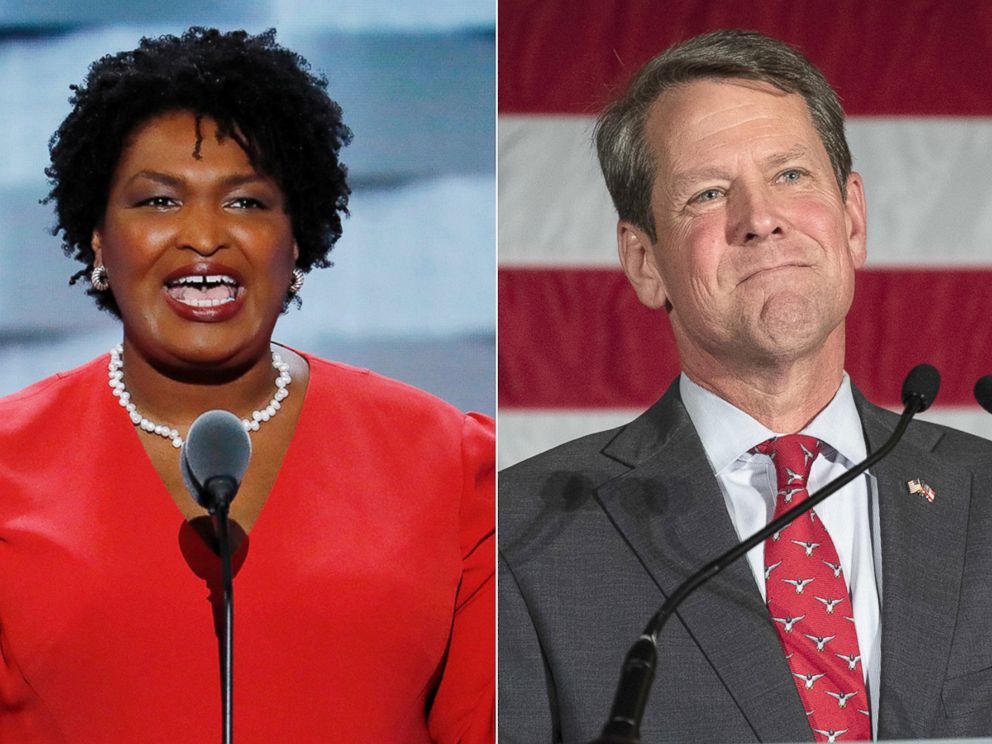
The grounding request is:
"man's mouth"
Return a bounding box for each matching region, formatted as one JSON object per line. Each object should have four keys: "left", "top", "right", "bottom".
{"left": 740, "top": 263, "right": 809, "bottom": 284}
{"left": 164, "top": 275, "right": 242, "bottom": 307}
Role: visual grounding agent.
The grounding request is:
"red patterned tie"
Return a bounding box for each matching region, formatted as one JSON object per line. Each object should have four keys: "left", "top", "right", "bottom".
{"left": 756, "top": 435, "right": 870, "bottom": 742}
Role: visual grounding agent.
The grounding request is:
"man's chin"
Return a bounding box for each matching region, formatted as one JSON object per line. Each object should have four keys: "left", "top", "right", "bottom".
{"left": 754, "top": 290, "right": 843, "bottom": 339}
{"left": 742, "top": 320, "right": 845, "bottom": 368}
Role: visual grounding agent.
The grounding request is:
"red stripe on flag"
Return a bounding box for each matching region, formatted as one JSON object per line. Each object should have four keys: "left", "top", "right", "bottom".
{"left": 499, "top": 267, "right": 992, "bottom": 408}
{"left": 499, "top": 1, "right": 992, "bottom": 116}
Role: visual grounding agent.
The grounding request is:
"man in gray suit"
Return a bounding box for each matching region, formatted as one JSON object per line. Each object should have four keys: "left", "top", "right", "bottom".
{"left": 499, "top": 30, "right": 992, "bottom": 743}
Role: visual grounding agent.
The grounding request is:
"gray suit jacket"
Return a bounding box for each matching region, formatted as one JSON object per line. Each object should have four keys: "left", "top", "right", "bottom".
{"left": 499, "top": 381, "right": 992, "bottom": 742}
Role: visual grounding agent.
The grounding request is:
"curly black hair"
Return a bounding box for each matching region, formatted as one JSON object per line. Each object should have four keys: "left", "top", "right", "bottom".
{"left": 46, "top": 26, "right": 352, "bottom": 316}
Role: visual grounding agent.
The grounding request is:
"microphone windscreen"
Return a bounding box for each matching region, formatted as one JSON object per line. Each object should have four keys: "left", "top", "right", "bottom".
{"left": 180, "top": 410, "right": 252, "bottom": 508}
{"left": 180, "top": 444, "right": 200, "bottom": 504}
{"left": 974, "top": 375, "right": 992, "bottom": 414}
{"left": 901, "top": 364, "right": 940, "bottom": 412}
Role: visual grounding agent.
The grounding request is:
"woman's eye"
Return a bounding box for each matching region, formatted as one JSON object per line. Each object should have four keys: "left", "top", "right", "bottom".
{"left": 228, "top": 197, "right": 265, "bottom": 209}
{"left": 136, "top": 196, "right": 177, "bottom": 208}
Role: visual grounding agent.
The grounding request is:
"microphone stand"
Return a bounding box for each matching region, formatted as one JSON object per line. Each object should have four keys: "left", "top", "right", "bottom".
{"left": 206, "top": 476, "right": 238, "bottom": 744}
{"left": 180, "top": 410, "right": 250, "bottom": 744}
{"left": 590, "top": 378, "right": 933, "bottom": 744}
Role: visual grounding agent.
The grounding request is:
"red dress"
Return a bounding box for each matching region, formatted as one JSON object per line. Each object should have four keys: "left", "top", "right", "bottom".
{"left": 0, "top": 353, "right": 494, "bottom": 743}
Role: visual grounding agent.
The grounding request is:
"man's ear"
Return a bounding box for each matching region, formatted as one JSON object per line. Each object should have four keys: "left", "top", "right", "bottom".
{"left": 843, "top": 172, "right": 868, "bottom": 269}
{"left": 617, "top": 220, "right": 669, "bottom": 310}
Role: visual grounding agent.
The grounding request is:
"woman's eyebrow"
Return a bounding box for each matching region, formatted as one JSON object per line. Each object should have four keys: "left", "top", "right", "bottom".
{"left": 220, "top": 173, "right": 269, "bottom": 188}
{"left": 124, "top": 171, "right": 268, "bottom": 188}
{"left": 126, "top": 169, "right": 182, "bottom": 187}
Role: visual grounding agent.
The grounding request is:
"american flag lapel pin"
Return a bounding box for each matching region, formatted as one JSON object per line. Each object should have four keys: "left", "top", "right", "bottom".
{"left": 907, "top": 478, "right": 936, "bottom": 503}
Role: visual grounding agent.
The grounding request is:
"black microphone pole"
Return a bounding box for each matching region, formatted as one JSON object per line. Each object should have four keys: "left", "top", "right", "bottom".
{"left": 590, "top": 364, "right": 941, "bottom": 744}
{"left": 181, "top": 411, "right": 251, "bottom": 744}
{"left": 208, "top": 476, "right": 237, "bottom": 744}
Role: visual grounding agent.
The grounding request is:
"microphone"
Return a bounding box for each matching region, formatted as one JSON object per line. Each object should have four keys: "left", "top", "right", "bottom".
{"left": 179, "top": 409, "right": 251, "bottom": 744}
{"left": 973, "top": 374, "right": 992, "bottom": 414}
{"left": 180, "top": 410, "right": 252, "bottom": 514}
{"left": 903, "top": 363, "right": 940, "bottom": 412}
{"left": 590, "top": 364, "right": 940, "bottom": 744}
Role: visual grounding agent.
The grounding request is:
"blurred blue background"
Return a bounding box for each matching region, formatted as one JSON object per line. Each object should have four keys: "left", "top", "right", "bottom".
{"left": 0, "top": 1, "right": 495, "bottom": 414}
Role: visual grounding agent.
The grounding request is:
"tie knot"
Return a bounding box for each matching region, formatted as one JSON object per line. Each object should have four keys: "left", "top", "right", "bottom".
{"left": 754, "top": 434, "right": 822, "bottom": 489}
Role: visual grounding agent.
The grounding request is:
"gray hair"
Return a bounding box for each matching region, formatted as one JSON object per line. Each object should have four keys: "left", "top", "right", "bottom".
{"left": 595, "top": 29, "right": 851, "bottom": 242}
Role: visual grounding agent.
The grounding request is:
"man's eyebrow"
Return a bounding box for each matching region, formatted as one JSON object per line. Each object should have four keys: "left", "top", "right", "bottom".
{"left": 668, "top": 145, "right": 816, "bottom": 195}
{"left": 764, "top": 145, "right": 811, "bottom": 169}
{"left": 670, "top": 166, "right": 730, "bottom": 196}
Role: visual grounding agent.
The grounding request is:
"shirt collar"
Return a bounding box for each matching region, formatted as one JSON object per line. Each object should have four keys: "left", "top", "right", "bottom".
{"left": 679, "top": 372, "right": 867, "bottom": 474}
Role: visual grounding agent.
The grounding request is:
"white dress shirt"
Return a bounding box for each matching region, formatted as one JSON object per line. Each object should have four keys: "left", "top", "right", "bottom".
{"left": 680, "top": 373, "right": 881, "bottom": 738}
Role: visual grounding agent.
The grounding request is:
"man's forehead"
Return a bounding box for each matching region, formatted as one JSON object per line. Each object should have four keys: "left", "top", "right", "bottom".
{"left": 646, "top": 78, "right": 804, "bottom": 137}
{"left": 650, "top": 77, "right": 795, "bottom": 116}
{"left": 643, "top": 78, "right": 821, "bottom": 170}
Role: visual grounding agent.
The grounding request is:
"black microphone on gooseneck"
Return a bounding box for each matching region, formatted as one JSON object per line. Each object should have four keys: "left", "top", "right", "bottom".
{"left": 590, "top": 364, "right": 941, "bottom": 744}
{"left": 180, "top": 409, "right": 251, "bottom": 744}
{"left": 973, "top": 374, "right": 992, "bottom": 414}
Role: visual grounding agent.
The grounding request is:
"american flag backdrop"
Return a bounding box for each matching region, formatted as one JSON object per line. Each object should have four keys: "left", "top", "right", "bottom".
{"left": 498, "top": 1, "right": 992, "bottom": 468}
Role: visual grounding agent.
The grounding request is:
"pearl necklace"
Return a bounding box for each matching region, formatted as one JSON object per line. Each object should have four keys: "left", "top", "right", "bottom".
{"left": 107, "top": 344, "right": 292, "bottom": 448}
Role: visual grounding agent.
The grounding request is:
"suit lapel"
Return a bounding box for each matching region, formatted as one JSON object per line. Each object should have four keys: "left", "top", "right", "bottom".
{"left": 595, "top": 383, "right": 814, "bottom": 742}
{"left": 858, "top": 399, "right": 969, "bottom": 738}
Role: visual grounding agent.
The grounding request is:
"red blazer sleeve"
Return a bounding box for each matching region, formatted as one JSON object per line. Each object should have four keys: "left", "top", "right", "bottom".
{"left": 427, "top": 412, "right": 495, "bottom": 744}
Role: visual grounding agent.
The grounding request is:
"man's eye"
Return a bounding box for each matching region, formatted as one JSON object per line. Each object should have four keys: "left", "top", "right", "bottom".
{"left": 780, "top": 169, "right": 804, "bottom": 183}
{"left": 691, "top": 188, "right": 723, "bottom": 204}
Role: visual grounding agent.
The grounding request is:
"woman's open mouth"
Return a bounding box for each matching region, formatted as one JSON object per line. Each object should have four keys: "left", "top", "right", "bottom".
{"left": 165, "top": 274, "right": 242, "bottom": 307}
{"left": 162, "top": 266, "right": 247, "bottom": 322}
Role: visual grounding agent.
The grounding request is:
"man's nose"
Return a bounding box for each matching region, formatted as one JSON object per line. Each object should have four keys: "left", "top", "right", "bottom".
{"left": 727, "top": 182, "right": 785, "bottom": 245}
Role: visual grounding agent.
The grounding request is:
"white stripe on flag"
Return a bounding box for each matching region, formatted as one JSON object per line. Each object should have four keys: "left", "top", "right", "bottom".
{"left": 499, "top": 116, "right": 992, "bottom": 268}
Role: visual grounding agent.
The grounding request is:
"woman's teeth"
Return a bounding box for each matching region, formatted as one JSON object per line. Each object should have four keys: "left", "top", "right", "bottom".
{"left": 165, "top": 275, "right": 240, "bottom": 306}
